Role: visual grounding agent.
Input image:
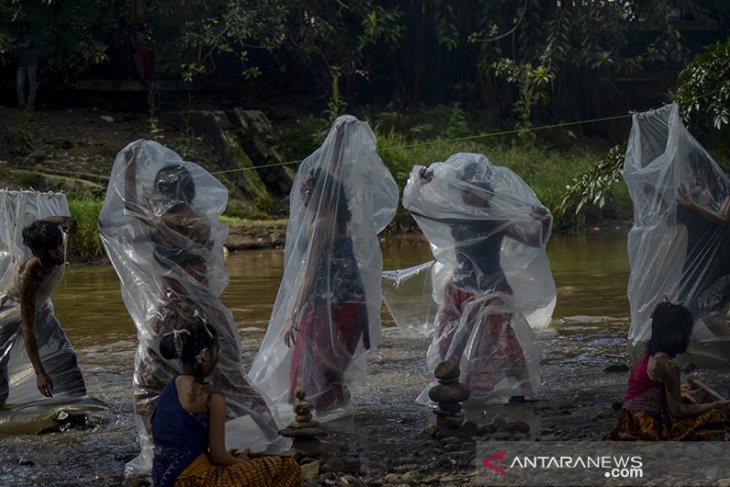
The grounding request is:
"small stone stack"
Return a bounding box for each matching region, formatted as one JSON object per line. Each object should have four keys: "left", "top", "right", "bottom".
{"left": 427, "top": 361, "right": 474, "bottom": 438}
{"left": 279, "top": 387, "right": 328, "bottom": 463}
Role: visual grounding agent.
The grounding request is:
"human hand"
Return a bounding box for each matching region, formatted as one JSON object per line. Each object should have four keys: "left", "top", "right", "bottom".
{"left": 681, "top": 389, "right": 702, "bottom": 404}
{"left": 36, "top": 371, "right": 54, "bottom": 397}
{"left": 284, "top": 322, "right": 299, "bottom": 348}
{"left": 531, "top": 205, "right": 551, "bottom": 222}
{"left": 60, "top": 217, "right": 78, "bottom": 235}
{"left": 418, "top": 167, "right": 434, "bottom": 183}
{"left": 229, "top": 448, "right": 251, "bottom": 461}
{"left": 677, "top": 184, "right": 693, "bottom": 207}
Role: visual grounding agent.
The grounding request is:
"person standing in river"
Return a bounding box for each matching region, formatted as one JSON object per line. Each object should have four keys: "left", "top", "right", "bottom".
{"left": 99, "top": 140, "right": 283, "bottom": 477}
{"left": 0, "top": 215, "right": 86, "bottom": 405}
{"left": 249, "top": 115, "right": 399, "bottom": 422}
{"left": 402, "top": 153, "right": 555, "bottom": 404}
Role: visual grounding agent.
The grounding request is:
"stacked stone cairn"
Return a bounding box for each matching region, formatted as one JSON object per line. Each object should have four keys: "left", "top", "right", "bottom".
{"left": 427, "top": 361, "right": 476, "bottom": 439}
{"left": 279, "top": 387, "right": 361, "bottom": 482}
{"left": 279, "top": 387, "right": 328, "bottom": 479}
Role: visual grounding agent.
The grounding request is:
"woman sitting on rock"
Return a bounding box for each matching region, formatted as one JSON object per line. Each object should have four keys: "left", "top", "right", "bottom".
{"left": 606, "top": 301, "right": 730, "bottom": 440}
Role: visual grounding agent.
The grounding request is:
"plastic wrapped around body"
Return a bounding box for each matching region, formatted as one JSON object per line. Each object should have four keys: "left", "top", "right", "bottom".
{"left": 624, "top": 104, "right": 730, "bottom": 363}
{"left": 249, "top": 115, "right": 399, "bottom": 423}
{"left": 98, "top": 140, "right": 283, "bottom": 476}
{"left": 394, "top": 153, "right": 555, "bottom": 404}
{"left": 0, "top": 190, "right": 86, "bottom": 406}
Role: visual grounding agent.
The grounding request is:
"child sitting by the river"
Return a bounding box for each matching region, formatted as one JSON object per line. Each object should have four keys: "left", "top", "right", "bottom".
{"left": 151, "top": 320, "right": 303, "bottom": 487}
{"left": 606, "top": 301, "right": 730, "bottom": 440}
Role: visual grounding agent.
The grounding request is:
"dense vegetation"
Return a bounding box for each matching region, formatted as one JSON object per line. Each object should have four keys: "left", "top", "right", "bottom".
{"left": 1, "top": 1, "right": 729, "bottom": 260}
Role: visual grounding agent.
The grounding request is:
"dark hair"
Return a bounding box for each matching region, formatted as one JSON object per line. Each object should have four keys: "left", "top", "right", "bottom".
{"left": 154, "top": 164, "right": 195, "bottom": 204}
{"left": 22, "top": 220, "right": 63, "bottom": 252}
{"left": 645, "top": 302, "right": 694, "bottom": 357}
{"left": 304, "top": 167, "right": 351, "bottom": 234}
{"left": 159, "top": 321, "right": 218, "bottom": 382}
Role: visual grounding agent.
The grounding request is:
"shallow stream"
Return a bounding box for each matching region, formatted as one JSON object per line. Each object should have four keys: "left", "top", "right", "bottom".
{"left": 4, "top": 232, "right": 723, "bottom": 486}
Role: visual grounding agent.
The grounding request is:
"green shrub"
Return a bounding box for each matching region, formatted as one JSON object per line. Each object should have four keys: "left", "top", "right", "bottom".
{"left": 68, "top": 199, "right": 105, "bottom": 261}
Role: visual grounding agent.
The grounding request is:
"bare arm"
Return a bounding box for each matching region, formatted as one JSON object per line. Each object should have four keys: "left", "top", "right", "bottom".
{"left": 207, "top": 392, "right": 247, "bottom": 465}
{"left": 41, "top": 216, "right": 77, "bottom": 235}
{"left": 652, "top": 355, "right": 730, "bottom": 418}
{"left": 284, "top": 215, "right": 334, "bottom": 346}
{"left": 503, "top": 206, "right": 552, "bottom": 247}
{"left": 678, "top": 186, "right": 730, "bottom": 225}
{"left": 18, "top": 259, "right": 53, "bottom": 397}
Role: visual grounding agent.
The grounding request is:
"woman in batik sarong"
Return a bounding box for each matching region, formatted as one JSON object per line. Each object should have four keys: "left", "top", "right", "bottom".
{"left": 249, "top": 116, "right": 398, "bottom": 421}
{"left": 403, "top": 153, "right": 554, "bottom": 403}
{"left": 284, "top": 166, "right": 367, "bottom": 414}
{"left": 152, "top": 320, "right": 302, "bottom": 487}
{"left": 606, "top": 301, "right": 730, "bottom": 441}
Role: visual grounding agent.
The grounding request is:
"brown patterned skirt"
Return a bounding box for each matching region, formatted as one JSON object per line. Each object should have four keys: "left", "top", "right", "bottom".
{"left": 605, "top": 407, "right": 730, "bottom": 441}
{"left": 173, "top": 454, "right": 303, "bottom": 487}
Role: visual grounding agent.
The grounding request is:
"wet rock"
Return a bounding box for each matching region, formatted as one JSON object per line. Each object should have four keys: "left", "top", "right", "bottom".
{"left": 291, "top": 437, "right": 329, "bottom": 457}
{"left": 383, "top": 473, "right": 400, "bottom": 484}
{"left": 434, "top": 361, "right": 460, "bottom": 381}
{"left": 321, "top": 456, "right": 346, "bottom": 473}
{"left": 504, "top": 420, "right": 530, "bottom": 434}
{"left": 438, "top": 401, "right": 462, "bottom": 413}
{"left": 603, "top": 363, "right": 629, "bottom": 373}
{"left": 299, "top": 459, "right": 321, "bottom": 481}
{"left": 428, "top": 383, "right": 470, "bottom": 403}
{"left": 336, "top": 475, "right": 367, "bottom": 487}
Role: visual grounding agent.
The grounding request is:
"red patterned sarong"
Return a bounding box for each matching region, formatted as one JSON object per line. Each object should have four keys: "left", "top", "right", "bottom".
{"left": 436, "top": 281, "right": 528, "bottom": 395}
{"left": 289, "top": 301, "right": 366, "bottom": 412}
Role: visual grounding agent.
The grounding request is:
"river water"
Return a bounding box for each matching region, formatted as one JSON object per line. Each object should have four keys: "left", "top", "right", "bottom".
{"left": 0, "top": 232, "right": 660, "bottom": 485}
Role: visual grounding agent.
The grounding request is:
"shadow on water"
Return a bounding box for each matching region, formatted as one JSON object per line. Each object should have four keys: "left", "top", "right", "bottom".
{"left": 5, "top": 232, "right": 728, "bottom": 484}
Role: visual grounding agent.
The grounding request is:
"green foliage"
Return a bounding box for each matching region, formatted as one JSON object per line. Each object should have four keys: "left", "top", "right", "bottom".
{"left": 556, "top": 143, "right": 627, "bottom": 217}
{"left": 675, "top": 35, "right": 730, "bottom": 155}
{"left": 68, "top": 199, "right": 104, "bottom": 261}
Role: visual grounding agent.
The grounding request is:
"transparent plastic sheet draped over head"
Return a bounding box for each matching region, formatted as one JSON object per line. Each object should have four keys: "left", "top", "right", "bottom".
{"left": 98, "top": 140, "right": 284, "bottom": 476}
{"left": 624, "top": 104, "right": 730, "bottom": 364}
{"left": 383, "top": 153, "right": 556, "bottom": 404}
{"left": 248, "top": 115, "right": 399, "bottom": 423}
{"left": 0, "top": 190, "right": 86, "bottom": 406}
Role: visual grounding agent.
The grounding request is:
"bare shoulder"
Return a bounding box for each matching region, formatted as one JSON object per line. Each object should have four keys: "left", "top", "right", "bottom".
{"left": 648, "top": 353, "right": 678, "bottom": 384}
{"left": 18, "top": 257, "right": 43, "bottom": 292}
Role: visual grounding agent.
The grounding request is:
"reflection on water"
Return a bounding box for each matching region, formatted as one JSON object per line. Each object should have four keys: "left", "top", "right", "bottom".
{"left": 54, "top": 232, "right": 631, "bottom": 346}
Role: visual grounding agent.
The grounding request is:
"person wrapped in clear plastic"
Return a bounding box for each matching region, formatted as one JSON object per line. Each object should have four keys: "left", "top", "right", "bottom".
{"left": 402, "top": 153, "right": 555, "bottom": 403}
{"left": 98, "top": 140, "right": 282, "bottom": 476}
{"left": 624, "top": 104, "right": 730, "bottom": 360}
{"left": 0, "top": 190, "right": 86, "bottom": 407}
{"left": 249, "top": 116, "right": 398, "bottom": 422}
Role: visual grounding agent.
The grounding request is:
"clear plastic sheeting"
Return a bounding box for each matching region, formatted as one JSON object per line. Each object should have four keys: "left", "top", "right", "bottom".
{"left": 624, "top": 104, "right": 730, "bottom": 362}
{"left": 0, "top": 190, "right": 86, "bottom": 407}
{"left": 382, "top": 261, "right": 440, "bottom": 338}
{"left": 394, "top": 153, "right": 556, "bottom": 404}
{"left": 249, "top": 115, "right": 399, "bottom": 423}
{"left": 98, "top": 140, "right": 284, "bottom": 476}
